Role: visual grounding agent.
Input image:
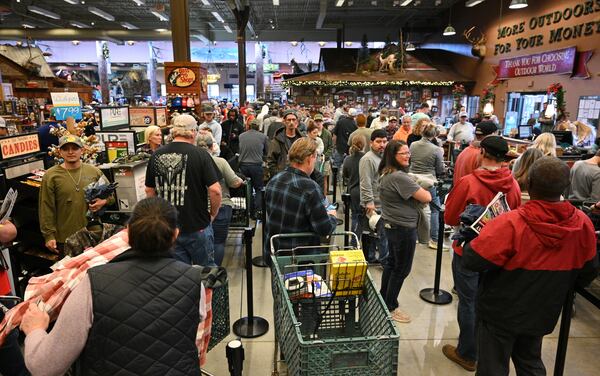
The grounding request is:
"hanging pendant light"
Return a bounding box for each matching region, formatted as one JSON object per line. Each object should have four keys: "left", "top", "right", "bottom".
{"left": 483, "top": 102, "right": 494, "bottom": 115}
{"left": 443, "top": 5, "right": 456, "bottom": 36}
{"left": 509, "top": 0, "right": 528, "bottom": 9}
{"left": 544, "top": 102, "right": 556, "bottom": 118}
{"left": 405, "top": 42, "right": 416, "bottom": 51}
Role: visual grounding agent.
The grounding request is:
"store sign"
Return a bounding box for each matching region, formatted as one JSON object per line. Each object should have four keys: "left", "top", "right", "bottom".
{"left": 497, "top": 47, "right": 576, "bottom": 79}
{"left": 99, "top": 107, "right": 129, "bottom": 129}
{"left": 129, "top": 107, "right": 155, "bottom": 126}
{"left": 167, "top": 67, "right": 196, "bottom": 88}
{"left": 50, "top": 92, "right": 82, "bottom": 121}
{"left": 96, "top": 131, "right": 136, "bottom": 155}
{"left": 0, "top": 134, "right": 40, "bottom": 160}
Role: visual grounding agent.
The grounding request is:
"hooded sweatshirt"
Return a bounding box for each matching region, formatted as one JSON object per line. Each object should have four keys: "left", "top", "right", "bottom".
{"left": 445, "top": 167, "right": 522, "bottom": 255}
{"left": 463, "top": 200, "right": 599, "bottom": 335}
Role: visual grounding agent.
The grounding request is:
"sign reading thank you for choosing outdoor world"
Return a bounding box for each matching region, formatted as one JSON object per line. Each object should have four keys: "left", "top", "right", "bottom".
{"left": 497, "top": 47, "right": 576, "bottom": 79}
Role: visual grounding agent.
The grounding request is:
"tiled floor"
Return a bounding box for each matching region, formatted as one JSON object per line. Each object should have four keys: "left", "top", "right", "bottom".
{"left": 204, "top": 214, "right": 600, "bottom": 375}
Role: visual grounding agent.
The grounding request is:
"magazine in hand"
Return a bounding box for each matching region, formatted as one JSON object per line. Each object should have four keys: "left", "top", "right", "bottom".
{"left": 0, "top": 188, "right": 18, "bottom": 224}
{"left": 469, "top": 191, "right": 511, "bottom": 234}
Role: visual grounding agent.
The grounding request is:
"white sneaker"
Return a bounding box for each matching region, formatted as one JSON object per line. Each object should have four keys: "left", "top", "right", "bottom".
{"left": 428, "top": 240, "right": 449, "bottom": 251}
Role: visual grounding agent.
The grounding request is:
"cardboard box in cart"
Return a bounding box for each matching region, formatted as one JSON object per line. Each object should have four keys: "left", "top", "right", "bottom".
{"left": 112, "top": 160, "right": 148, "bottom": 212}
{"left": 327, "top": 250, "right": 367, "bottom": 296}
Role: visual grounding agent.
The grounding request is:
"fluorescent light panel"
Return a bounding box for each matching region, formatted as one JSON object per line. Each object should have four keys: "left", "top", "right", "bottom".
{"left": 465, "top": 0, "right": 485, "bottom": 6}
{"left": 88, "top": 6, "right": 115, "bottom": 21}
{"left": 336, "top": 0, "right": 345, "bottom": 6}
{"left": 63, "top": 0, "right": 80, "bottom": 4}
{"left": 401, "top": 0, "right": 413, "bottom": 6}
{"left": 273, "top": 0, "right": 280, "bottom": 5}
{"left": 132, "top": 0, "right": 145, "bottom": 6}
{"left": 151, "top": 10, "right": 169, "bottom": 21}
{"left": 21, "top": 22, "right": 36, "bottom": 29}
{"left": 27, "top": 5, "right": 61, "bottom": 20}
{"left": 201, "top": 0, "right": 211, "bottom": 5}
{"left": 224, "top": 25, "right": 232, "bottom": 33}
{"left": 70, "top": 21, "right": 90, "bottom": 28}
{"left": 121, "top": 22, "right": 139, "bottom": 30}
{"left": 212, "top": 11, "right": 224, "bottom": 22}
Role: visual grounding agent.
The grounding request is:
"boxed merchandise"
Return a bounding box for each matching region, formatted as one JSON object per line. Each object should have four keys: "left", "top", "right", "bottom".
{"left": 283, "top": 270, "right": 331, "bottom": 300}
{"left": 327, "top": 250, "right": 367, "bottom": 296}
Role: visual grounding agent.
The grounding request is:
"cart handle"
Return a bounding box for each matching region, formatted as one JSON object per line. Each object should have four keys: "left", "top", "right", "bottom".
{"left": 269, "top": 231, "right": 360, "bottom": 255}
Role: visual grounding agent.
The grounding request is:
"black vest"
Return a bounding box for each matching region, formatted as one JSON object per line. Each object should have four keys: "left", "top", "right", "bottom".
{"left": 77, "top": 250, "right": 203, "bottom": 376}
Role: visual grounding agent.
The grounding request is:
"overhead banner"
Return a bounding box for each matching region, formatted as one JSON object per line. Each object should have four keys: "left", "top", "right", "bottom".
{"left": 497, "top": 47, "right": 576, "bottom": 79}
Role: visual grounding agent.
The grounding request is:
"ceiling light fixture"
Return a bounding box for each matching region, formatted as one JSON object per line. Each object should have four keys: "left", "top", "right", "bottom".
{"left": 401, "top": 0, "right": 413, "bottom": 6}
{"left": 509, "top": 0, "right": 528, "bottom": 9}
{"left": 318, "top": 41, "right": 326, "bottom": 47}
{"left": 224, "top": 25, "right": 232, "bottom": 33}
{"left": 443, "top": 6, "right": 456, "bottom": 36}
{"left": 371, "top": 0, "right": 378, "bottom": 5}
{"left": 121, "top": 22, "right": 138, "bottom": 29}
{"left": 151, "top": 10, "right": 169, "bottom": 21}
{"left": 21, "top": 22, "right": 36, "bottom": 29}
{"left": 63, "top": 0, "right": 80, "bottom": 4}
{"left": 126, "top": 40, "right": 135, "bottom": 46}
{"left": 27, "top": 5, "right": 61, "bottom": 20}
{"left": 405, "top": 42, "right": 416, "bottom": 51}
{"left": 291, "top": 41, "right": 298, "bottom": 46}
{"left": 132, "top": 0, "right": 145, "bottom": 6}
{"left": 335, "top": 0, "right": 345, "bottom": 6}
{"left": 465, "top": 0, "right": 485, "bottom": 7}
{"left": 345, "top": 41, "right": 353, "bottom": 46}
{"left": 88, "top": 6, "right": 115, "bottom": 21}
{"left": 91, "top": 21, "right": 95, "bottom": 26}
{"left": 70, "top": 21, "right": 90, "bottom": 28}
{"left": 212, "top": 11, "right": 224, "bottom": 22}
{"left": 72, "top": 40, "right": 80, "bottom": 46}
{"left": 155, "top": 28, "right": 168, "bottom": 32}
{"left": 273, "top": 0, "right": 280, "bottom": 5}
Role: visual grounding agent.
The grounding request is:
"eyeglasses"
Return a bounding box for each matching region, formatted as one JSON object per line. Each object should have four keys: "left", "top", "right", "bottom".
{"left": 396, "top": 151, "right": 411, "bottom": 156}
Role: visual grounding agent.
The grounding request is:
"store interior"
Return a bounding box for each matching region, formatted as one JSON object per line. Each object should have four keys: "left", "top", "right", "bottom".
{"left": 0, "top": 0, "right": 599, "bottom": 375}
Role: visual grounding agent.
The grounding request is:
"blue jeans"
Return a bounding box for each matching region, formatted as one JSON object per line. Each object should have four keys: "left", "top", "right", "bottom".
{"left": 212, "top": 205, "right": 233, "bottom": 266}
{"left": 379, "top": 225, "right": 417, "bottom": 311}
{"left": 362, "top": 210, "right": 389, "bottom": 263}
{"left": 240, "top": 163, "right": 264, "bottom": 216}
{"left": 452, "top": 253, "right": 479, "bottom": 362}
{"left": 173, "top": 226, "right": 215, "bottom": 267}
{"left": 428, "top": 186, "right": 441, "bottom": 242}
{"left": 332, "top": 149, "right": 345, "bottom": 170}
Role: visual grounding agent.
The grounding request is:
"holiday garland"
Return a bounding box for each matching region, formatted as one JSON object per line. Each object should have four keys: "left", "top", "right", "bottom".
{"left": 452, "top": 84, "right": 465, "bottom": 111}
{"left": 547, "top": 83, "right": 567, "bottom": 118}
{"left": 281, "top": 79, "right": 455, "bottom": 88}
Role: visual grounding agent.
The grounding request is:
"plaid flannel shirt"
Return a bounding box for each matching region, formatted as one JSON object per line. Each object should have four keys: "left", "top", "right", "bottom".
{"left": 0, "top": 230, "right": 215, "bottom": 367}
{"left": 265, "top": 166, "right": 337, "bottom": 253}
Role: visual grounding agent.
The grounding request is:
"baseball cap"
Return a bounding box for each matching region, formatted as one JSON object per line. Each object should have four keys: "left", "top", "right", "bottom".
{"left": 172, "top": 114, "right": 198, "bottom": 131}
{"left": 480, "top": 136, "right": 509, "bottom": 160}
{"left": 202, "top": 104, "right": 213, "bottom": 113}
{"left": 313, "top": 113, "right": 324, "bottom": 121}
{"left": 475, "top": 120, "right": 498, "bottom": 136}
{"left": 348, "top": 108, "right": 358, "bottom": 117}
{"left": 459, "top": 111, "right": 469, "bottom": 118}
{"left": 282, "top": 109, "right": 298, "bottom": 119}
{"left": 58, "top": 135, "right": 83, "bottom": 148}
{"left": 389, "top": 116, "right": 398, "bottom": 121}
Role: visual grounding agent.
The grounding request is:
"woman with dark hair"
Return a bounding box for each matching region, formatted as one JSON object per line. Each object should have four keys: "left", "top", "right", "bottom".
{"left": 20, "top": 197, "right": 206, "bottom": 376}
{"left": 378, "top": 140, "right": 432, "bottom": 323}
{"left": 342, "top": 135, "right": 366, "bottom": 245}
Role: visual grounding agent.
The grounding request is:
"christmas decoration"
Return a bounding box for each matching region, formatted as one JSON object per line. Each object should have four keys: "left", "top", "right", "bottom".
{"left": 480, "top": 82, "right": 498, "bottom": 113}
{"left": 452, "top": 84, "right": 466, "bottom": 111}
{"left": 547, "top": 83, "right": 567, "bottom": 119}
{"left": 281, "top": 79, "right": 454, "bottom": 89}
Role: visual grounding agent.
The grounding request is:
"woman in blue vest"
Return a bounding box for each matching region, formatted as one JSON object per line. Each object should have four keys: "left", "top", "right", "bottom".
{"left": 20, "top": 197, "right": 206, "bottom": 375}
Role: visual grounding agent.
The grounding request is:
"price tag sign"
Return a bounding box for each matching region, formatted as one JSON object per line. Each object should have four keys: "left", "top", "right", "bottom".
{"left": 99, "top": 107, "right": 130, "bottom": 129}
{"left": 50, "top": 92, "right": 82, "bottom": 121}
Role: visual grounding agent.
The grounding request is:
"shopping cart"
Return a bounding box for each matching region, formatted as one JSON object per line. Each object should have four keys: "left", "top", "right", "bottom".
{"left": 229, "top": 178, "right": 252, "bottom": 228}
{"left": 270, "top": 232, "right": 399, "bottom": 376}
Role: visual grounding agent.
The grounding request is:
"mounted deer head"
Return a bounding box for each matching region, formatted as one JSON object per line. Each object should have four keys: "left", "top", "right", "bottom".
{"left": 463, "top": 26, "right": 487, "bottom": 58}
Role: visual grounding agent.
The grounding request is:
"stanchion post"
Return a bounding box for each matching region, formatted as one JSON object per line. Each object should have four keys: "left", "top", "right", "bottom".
{"left": 554, "top": 288, "right": 576, "bottom": 376}
{"left": 419, "top": 202, "right": 452, "bottom": 305}
{"left": 342, "top": 193, "right": 351, "bottom": 247}
{"left": 332, "top": 166, "right": 338, "bottom": 204}
{"left": 233, "top": 227, "right": 269, "bottom": 338}
{"left": 252, "top": 188, "right": 268, "bottom": 267}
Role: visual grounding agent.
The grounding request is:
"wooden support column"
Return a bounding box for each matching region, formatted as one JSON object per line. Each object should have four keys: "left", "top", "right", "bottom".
{"left": 170, "top": 0, "right": 191, "bottom": 62}
{"left": 96, "top": 41, "right": 110, "bottom": 104}
{"left": 233, "top": 6, "right": 250, "bottom": 104}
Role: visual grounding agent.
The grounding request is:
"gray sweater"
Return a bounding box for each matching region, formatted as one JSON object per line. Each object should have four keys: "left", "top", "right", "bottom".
{"left": 239, "top": 129, "right": 268, "bottom": 165}
{"left": 409, "top": 138, "right": 445, "bottom": 177}
{"left": 359, "top": 150, "right": 382, "bottom": 208}
{"left": 568, "top": 160, "right": 600, "bottom": 201}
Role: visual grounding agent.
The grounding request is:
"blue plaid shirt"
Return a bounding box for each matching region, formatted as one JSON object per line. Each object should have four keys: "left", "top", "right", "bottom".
{"left": 265, "top": 166, "right": 337, "bottom": 254}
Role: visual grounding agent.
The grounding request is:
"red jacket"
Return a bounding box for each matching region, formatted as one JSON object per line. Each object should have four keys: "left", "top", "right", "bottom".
{"left": 453, "top": 145, "right": 481, "bottom": 185}
{"left": 464, "top": 200, "right": 599, "bottom": 335}
{"left": 445, "top": 167, "right": 521, "bottom": 255}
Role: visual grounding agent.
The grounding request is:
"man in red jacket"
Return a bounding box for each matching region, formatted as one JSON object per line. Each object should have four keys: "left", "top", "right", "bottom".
{"left": 443, "top": 136, "right": 521, "bottom": 371}
{"left": 463, "top": 157, "right": 599, "bottom": 375}
{"left": 452, "top": 121, "right": 498, "bottom": 185}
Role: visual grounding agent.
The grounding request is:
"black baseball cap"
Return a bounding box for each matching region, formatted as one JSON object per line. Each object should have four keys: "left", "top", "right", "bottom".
{"left": 480, "top": 136, "right": 509, "bottom": 160}
{"left": 475, "top": 120, "right": 498, "bottom": 136}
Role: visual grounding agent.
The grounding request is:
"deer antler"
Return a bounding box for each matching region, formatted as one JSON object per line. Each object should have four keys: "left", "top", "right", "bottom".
{"left": 463, "top": 26, "right": 486, "bottom": 44}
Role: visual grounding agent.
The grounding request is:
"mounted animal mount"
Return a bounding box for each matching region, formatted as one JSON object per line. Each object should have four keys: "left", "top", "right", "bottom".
{"left": 378, "top": 53, "right": 397, "bottom": 73}
{"left": 463, "top": 26, "right": 487, "bottom": 58}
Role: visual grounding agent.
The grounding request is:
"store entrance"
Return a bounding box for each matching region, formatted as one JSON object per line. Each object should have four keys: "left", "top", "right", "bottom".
{"left": 505, "top": 92, "right": 549, "bottom": 135}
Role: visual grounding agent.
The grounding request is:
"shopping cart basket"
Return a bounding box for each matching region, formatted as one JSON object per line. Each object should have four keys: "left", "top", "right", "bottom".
{"left": 229, "top": 178, "right": 251, "bottom": 228}
{"left": 270, "top": 232, "right": 399, "bottom": 376}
